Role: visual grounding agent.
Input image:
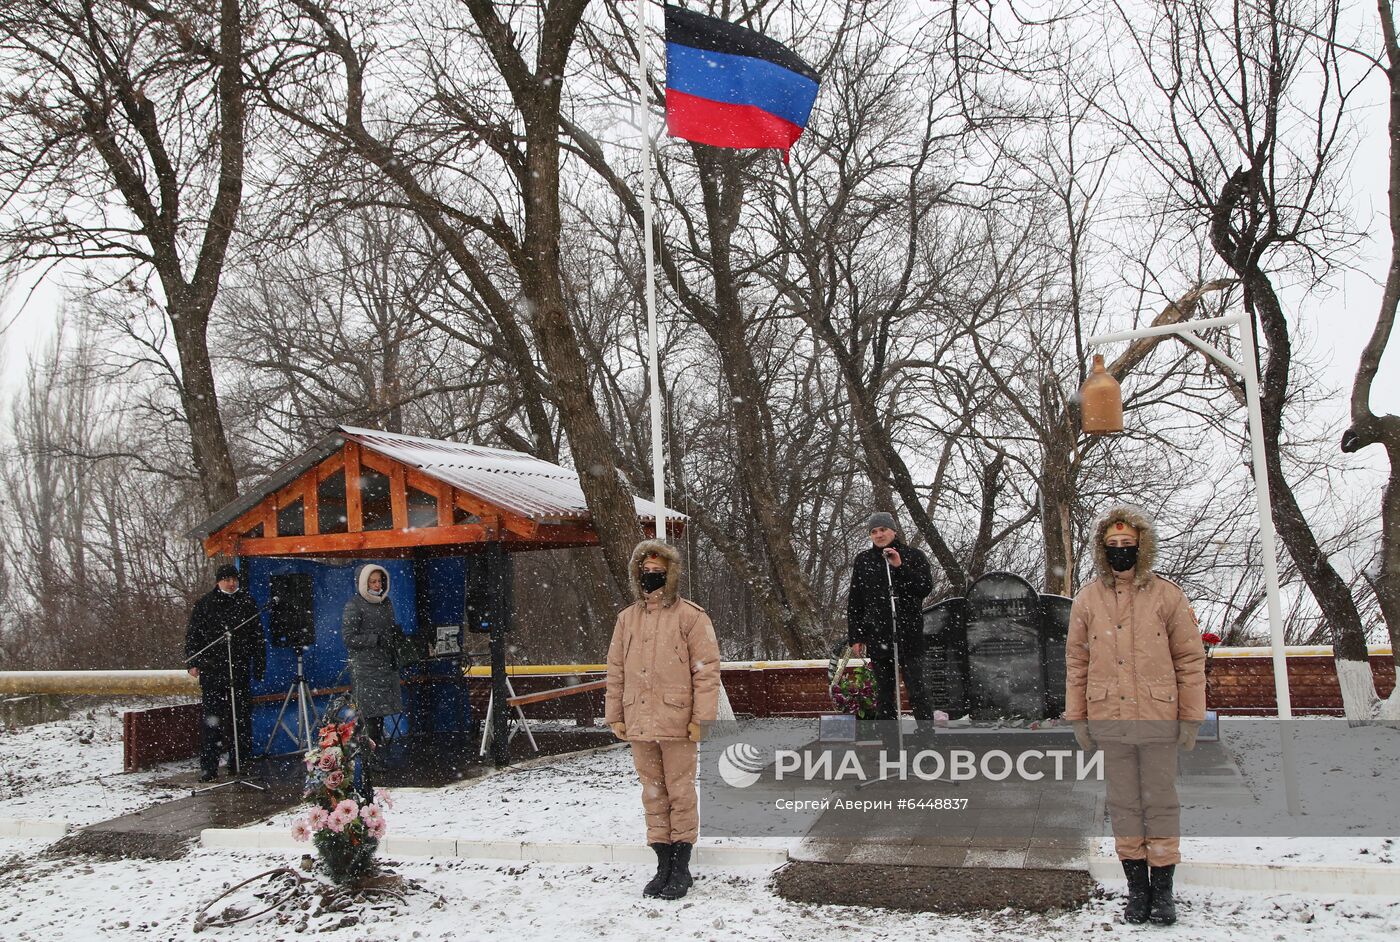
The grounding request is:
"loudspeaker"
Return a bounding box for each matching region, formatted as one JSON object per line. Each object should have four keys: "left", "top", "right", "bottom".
{"left": 465, "top": 549, "right": 513, "bottom": 634}
{"left": 269, "top": 573, "right": 316, "bottom": 648}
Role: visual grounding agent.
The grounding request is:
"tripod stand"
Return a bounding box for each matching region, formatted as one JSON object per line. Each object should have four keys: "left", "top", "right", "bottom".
{"left": 885, "top": 552, "right": 907, "bottom": 755}
{"left": 264, "top": 647, "right": 317, "bottom": 756}
{"left": 187, "top": 609, "right": 268, "bottom": 795}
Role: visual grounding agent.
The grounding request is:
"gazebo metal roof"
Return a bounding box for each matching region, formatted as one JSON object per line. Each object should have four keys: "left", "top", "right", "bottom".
{"left": 193, "top": 426, "right": 676, "bottom": 559}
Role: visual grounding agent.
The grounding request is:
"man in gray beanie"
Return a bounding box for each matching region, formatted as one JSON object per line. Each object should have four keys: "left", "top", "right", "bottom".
{"left": 846, "top": 512, "right": 935, "bottom": 736}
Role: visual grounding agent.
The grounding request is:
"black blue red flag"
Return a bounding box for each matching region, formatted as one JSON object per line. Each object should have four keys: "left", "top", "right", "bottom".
{"left": 663, "top": 5, "right": 820, "bottom": 161}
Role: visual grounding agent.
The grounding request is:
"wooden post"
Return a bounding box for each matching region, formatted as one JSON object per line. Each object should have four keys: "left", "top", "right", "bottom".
{"left": 437, "top": 484, "right": 454, "bottom": 527}
{"left": 390, "top": 464, "right": 409, "bottom": 530}
{"left": 489, "top": 542, "right": 512, "bottom": 767}
{"left": 262, "top": 498, "right": 278, "bottom": 539}
{"left": 345, "top": 441, "right": 363, "bottom": 533}
{"left": 304, "top": 476, "right": 320, "bottom": 536}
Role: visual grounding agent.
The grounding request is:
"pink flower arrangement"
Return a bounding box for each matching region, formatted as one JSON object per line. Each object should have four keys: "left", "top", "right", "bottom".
{"left": 319, "top": 722, "right": 356, "bottom": 749}
{"left": 296, "top": 716, "right": 390, "bottom": 883}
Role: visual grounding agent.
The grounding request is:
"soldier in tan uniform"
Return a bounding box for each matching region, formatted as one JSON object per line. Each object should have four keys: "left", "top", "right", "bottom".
{"left": 605, "top": 540, "right": 721, "bottom": 900}
{"left": 1064, "top": 505, "right": 1206, "bottom": 925}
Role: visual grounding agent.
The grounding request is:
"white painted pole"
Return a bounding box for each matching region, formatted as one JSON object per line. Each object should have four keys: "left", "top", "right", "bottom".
{"left": 637, "top": 0, "right": 667, "bottom": 543}
{"left": 1086, "top": 310, "right": 1300, "bottom": 814}
{"left": 1234, "top": 310, "right": 1302, "bottom": 816}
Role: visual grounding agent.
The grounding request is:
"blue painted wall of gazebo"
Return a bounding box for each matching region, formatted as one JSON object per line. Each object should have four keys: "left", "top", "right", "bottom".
{"left": 238, "top": 555, "right": 471, "bottom": 756}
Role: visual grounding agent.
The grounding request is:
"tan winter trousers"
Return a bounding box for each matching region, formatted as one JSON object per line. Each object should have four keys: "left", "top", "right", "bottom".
{"left": 630, "top": 739, "right": 699, "bottom": 844}
{"left": 1101, "top": 740, "right": 1181, "bottom": 867}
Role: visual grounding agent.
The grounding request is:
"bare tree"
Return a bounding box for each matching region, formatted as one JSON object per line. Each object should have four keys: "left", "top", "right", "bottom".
{"left": 1340, "top": 0, "right": 1400, "bottom": 717}
{"left": 0, "top": 0, "right": 255, "bottom": 511}
{"left": 1106, "top": 0, "right": 1383, "bottom": 720}
{"left": 1, "top": 323, "right": 205, "bottom": 669}
{"left": 257, "top": 0, "right": 644, "bottom": 603}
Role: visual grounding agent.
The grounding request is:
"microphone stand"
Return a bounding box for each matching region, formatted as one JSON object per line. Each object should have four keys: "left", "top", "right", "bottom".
{"left": 885, "top": 552, "right": 906, "bottom": 755}
{"left": 187, "top": 606, "right": 269, "bottom": 794}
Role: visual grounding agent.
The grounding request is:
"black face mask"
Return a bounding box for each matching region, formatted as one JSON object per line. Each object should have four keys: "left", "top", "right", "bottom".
{"left": 1105, "top": 545, "right": 1139, "bottom": 573}
{"left": 639, "top": 571, "right": 667, "bottom": 594}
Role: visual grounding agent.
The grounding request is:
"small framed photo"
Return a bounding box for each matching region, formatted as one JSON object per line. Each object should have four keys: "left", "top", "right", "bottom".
{"left": 818, "top": 713, "right": 857, "bottom": 742}
{"left": 432, "top": 624, "right": 462, "bottom": 656}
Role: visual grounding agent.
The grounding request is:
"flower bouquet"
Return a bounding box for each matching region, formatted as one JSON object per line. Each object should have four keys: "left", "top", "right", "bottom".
{"left": 1201, "top": 630, "right": 1222, "bottom": 675}
{"left": 830, "top": 662, "right": 879, "bottom": 720}
{"left": 291, "top": 719, "right": 391, "bottom": 884}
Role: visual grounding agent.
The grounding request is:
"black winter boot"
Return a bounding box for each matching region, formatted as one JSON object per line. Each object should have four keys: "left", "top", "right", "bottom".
{"left": 1121, "top": 859, "right": 1151, "bottom": 924}
{"left": 643, "top": 843, "right": 672, "bottom": 897}
{"left": 657, "top": 842, "right": 693, "bottom": 900}
{"left": 1148, "top": 865, "right": 1177, "bottom": 925}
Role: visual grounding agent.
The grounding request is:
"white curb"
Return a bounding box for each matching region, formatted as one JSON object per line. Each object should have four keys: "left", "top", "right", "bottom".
{"left": 1089, "top": 855, "right": 1400, "bottom": 896}
{"left": 198, "top": 828, "right": 788, "bottom": 867}
{"left": 0, "top": 817, "right": 71, "bottom": 839}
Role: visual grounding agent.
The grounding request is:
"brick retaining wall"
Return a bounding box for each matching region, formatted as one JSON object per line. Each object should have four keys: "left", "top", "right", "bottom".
{"left": 120, "top": 649, "right": 1397, "bottom": 770}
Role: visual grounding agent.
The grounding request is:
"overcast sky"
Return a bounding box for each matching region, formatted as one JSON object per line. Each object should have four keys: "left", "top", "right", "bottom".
{"left": 1, "top": 2, "right": 1395, "bottom": 471}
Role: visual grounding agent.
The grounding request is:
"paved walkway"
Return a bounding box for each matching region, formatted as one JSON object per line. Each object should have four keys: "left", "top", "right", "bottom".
{"left": 791, "top": 732, "right": 1248, "bottom": 872}
{"left": 51, "top": 730, "right": 612, "bottom": 859}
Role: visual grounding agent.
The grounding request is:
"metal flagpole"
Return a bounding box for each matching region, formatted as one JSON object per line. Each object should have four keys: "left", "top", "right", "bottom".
{"left": 636, "top": 0, "right": 668, "bottom": 543}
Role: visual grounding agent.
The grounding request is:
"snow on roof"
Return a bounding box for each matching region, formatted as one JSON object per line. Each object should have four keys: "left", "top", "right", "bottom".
{"left": 341, "top": 426, "right": 665, "bottom": 522}
{"left": 192, "top": 426, "right": 679, "bottom": 540}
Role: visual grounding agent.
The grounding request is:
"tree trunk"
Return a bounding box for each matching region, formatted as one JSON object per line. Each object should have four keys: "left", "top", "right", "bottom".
{"left": 1374, "top": 462, "right": 1400, "bottom": 720}
{"left": 692, "top": 148, "right": 826, "bottom": 656}
{"left": 1212, "top": 176, "right": 1377, "bottom": 720}
{"left": 805, "top": 312, "right": 969, "bottom": 595}
{"left": 517, "top": 86, "right": 642, "bottom": 603}
{"left": 1040, "top": 431, "right": 1077, "bottom": 596}
{"left": 1344, "top": 0, "right": 1400, "bottom": 716}
{"left": 169, "top": 304, "right": 239, "bottom": 512}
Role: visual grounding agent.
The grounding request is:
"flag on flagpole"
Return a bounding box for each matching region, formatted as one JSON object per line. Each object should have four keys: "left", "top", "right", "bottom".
{"left": 663, "top": 5, "right": 819, "bottom": 162}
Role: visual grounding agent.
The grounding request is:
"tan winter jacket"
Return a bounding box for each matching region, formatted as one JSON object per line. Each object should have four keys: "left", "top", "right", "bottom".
{"left": 1063, "top": 506, "right": 1207, "bottom": 742}
{"left": 605, "top": 541, "right": 722, "bottom": 742}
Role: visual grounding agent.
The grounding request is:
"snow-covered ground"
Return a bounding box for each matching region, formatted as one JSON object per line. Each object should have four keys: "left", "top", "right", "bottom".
{"left": 263, "top": 720, "right": 807, "bottom": 849}
{"left": 3, "top": 708, "right": 1400, "bottom": 940}
{"left": 266, "top": 745, "right": 652, "bottom": 842}
{"left": 5, "top": 707, "right": 1400, "bottom": 870}
{"left": 0, "top": 698, "right": 196, "bottom": 826}
{"left": 0, "top": 843, "right": 1397, "bottom": 942}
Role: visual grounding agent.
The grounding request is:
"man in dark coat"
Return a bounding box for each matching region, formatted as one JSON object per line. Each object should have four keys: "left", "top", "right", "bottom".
{"left": 846, "top": 512, "right": 936, "bottom": 732}
{"left": 186, "top": 563, "right": 266, "bottom": 781}
{"left": 341, "top": 563, "right": 405, "bottom": 745}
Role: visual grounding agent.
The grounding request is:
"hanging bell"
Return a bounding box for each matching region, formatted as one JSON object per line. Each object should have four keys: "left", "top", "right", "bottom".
{"left": 1080, "top": 353, "right": 1124, "bottom": 435}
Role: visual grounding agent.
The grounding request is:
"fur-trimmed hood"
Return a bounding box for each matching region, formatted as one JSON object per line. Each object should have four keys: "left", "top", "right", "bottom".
{"left": 629, "top": 539, "right": 682, "bottom": 607}
{"left": 1091, "top": 504, "right": 1158, "bottom": 587}
{"left": 357, "top": 564, "right": 391, "bottom": 604}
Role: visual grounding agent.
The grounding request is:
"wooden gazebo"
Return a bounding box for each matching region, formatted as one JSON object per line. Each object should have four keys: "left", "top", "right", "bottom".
{"left": 195, "top": 426, "right": 652, "bottom": 559}
{"left": 191, "top": 426, "right": 672, "bottom": 765}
